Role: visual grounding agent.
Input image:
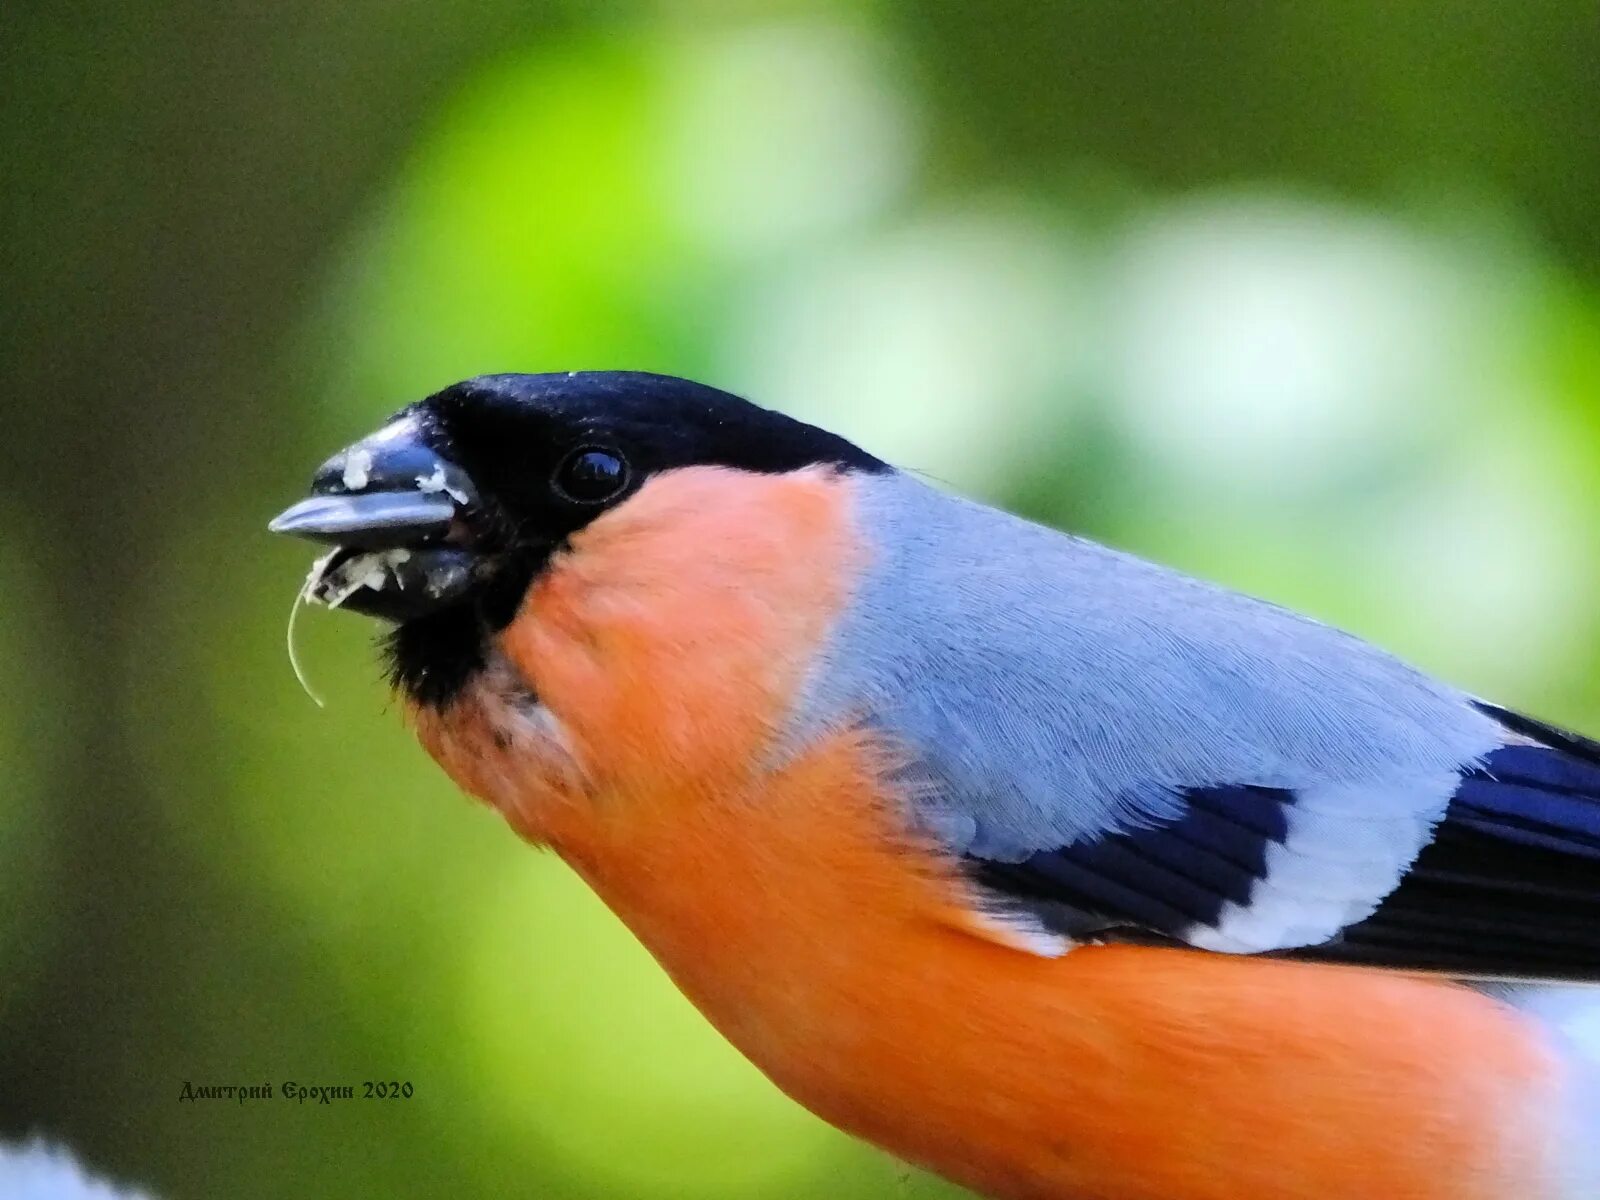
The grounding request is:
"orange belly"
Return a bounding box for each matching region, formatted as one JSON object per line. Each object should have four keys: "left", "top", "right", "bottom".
{"left": 425, "top": 700, "right": 1561, "bottom": 1200}
{"left": 727, "top": 939, "right": 1561, "bottom": 1200}
{"left": 583, "top": 753, "right": 1559, "bottom": 1200}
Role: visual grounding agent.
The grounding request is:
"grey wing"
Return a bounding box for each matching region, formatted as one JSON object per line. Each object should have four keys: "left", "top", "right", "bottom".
{"left": 800, "top": 474, "right": 1600, "bottom": 977}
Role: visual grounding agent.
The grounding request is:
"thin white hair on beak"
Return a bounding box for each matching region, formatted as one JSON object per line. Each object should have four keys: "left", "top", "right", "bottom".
{"left": 320, "top": 550, "right": 405, "bottom": 610}
{"left": 285, "top": 548, "right": 337, "bottom": 709}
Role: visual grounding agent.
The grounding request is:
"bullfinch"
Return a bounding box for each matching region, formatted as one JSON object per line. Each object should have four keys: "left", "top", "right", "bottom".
{"left": 271, "top": 371, "right": 1600, "bottom": 1200}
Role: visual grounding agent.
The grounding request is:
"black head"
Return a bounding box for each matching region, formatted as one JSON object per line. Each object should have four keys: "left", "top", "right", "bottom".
{"left": 269, "top": 372, "right": 887, "bottom": 707}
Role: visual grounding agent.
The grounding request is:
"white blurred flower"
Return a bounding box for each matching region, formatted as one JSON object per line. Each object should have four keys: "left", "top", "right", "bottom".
{"left": 661, "top": 22, "right": 915, "bottom": 257}
{"left": 0, "top": 1141, "right": 154, "bottom": 1200}
{"left": 724, "top": 206, "right": 1089, "bottom": 491}
{"left": 1105, "top": 195, "right": 1495, "bottom": 490}
{"left": 1370, "top": 409, "right": 1594, "bottom": 689}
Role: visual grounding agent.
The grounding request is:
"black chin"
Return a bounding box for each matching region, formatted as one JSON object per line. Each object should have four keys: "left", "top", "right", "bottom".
{"left": 382, "top": 547, "right": 544, "bottom": 709}
{"left": 384, "top": 605, "right": 490, "bottom": 709}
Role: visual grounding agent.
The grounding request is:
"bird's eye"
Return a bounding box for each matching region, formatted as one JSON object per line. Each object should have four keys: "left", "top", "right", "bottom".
{"left": 553, "top": 447, "right": 629, "bottom": 504}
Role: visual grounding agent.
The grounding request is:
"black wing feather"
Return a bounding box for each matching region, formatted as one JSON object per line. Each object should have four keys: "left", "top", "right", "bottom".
{"left": 968, "top": 703, "right": 1600, "bottom": 980}
{"left": 966, "top": 785, "right": 1291, "bottom": 943}
{"left": 1298, "top": 707, "right": 1600, "bottom": 978}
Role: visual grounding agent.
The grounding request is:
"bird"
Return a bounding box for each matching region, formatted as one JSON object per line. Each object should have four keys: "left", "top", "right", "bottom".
{"left": 271, "top": 371, "right": 1600, "bottom": 1200}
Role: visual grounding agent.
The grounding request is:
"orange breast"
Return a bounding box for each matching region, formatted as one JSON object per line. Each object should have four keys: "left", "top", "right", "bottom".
{"left": 414, "top": 466, "right": 1563, "bottom": 1200}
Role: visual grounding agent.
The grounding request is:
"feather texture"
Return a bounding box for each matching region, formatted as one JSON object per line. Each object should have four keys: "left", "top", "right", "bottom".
{"left": 789, "top": 472, "right": 1600, "bottom": 977}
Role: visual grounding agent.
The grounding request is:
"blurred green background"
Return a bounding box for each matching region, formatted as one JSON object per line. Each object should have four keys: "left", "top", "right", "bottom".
{"left": 5, "top": 3, "right": 1600, "bottom": 1197}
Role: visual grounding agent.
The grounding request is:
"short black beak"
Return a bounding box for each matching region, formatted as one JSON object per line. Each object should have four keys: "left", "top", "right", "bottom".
{"left": 269, "top": 415, "right": 486, "bottom": 622}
